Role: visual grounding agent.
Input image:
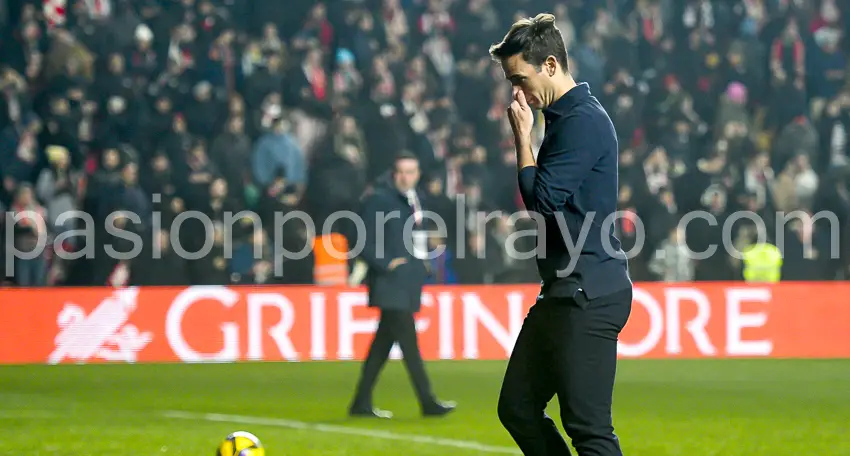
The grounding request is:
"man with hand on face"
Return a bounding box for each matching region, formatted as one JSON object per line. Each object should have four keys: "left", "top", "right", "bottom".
{"left": 348, "top": 151, "right": 456, "bottom": 419}
{"left": 489, "top": 13, "right": 633, "bottom": 456}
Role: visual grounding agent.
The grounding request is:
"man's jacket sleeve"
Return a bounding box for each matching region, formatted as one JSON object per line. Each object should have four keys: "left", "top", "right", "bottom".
{"left": 518, "top": 117, "right": 602, "bottom": 217}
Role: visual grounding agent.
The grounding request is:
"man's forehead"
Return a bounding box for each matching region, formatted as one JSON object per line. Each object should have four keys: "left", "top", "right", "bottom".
{"left": 501, "top": 54, "right": 524, "bottom": 69}
{"left": 396, "top": 158, "right": 419, "bottom": 170}
{"left": 501, "top": 55, "right": 533, "bottom": 77}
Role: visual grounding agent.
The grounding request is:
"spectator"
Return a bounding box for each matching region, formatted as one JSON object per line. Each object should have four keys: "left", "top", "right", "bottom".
{"left": 716, "top": 82, "right": 752, "bottom": 136}
{"left": 141, "top": 151, "right": 179, "bottom": 225}
{"left": 649, "top": 225, "right": 694, "bottom": 282}
{"left": 382, "top": 0, "right": 410, "bottom": 46}
{"left": 774, "top": 114, "right": 819, "bottom": 169}
{"left": 307, "top": 115, "right": 367, "bottom": 226}
{"left": 292, "top": 2, "right": 334, "bottom": 52}
{"left": 128, "top": 24, "right": 158, "bottom": 83}
{"left": 179, "top": 139, "right": 218, "bottom": 210}
{"left": 230, "top": 228, "right": 277, "bottom": 285}
{"left": 418, "top": 0, "right": 455, "bottom": 38}
{"left": 332, "top": 48, "right": 363, "bottom": 100}
{"left": 86, "top": 147, "right": 121, "bottom": 219}
{"left": 252, "top": 116, "right": 306, "bottom": 193}
{"left": 781, "top": 212, "right": 832, "bottom": 280}
{"left": 818, "top": 94, "right": 850, "bottom": 168}
{"left": 185, "top": 81, "right": 222, "bottom": 137}
{"left": 808, "top": 27, "right": 845, "bottom": 120}
{"left": 35, "top": 145, "right": 82, "bottom": 241}
{"left": 9, "top": 183, "right": 48, "bottom": 286}
{"left": 288, "top": 46, "right": 331, "bottom": 156}
{"left": 210, "top": 115, "right": 252, "bottom": 198}
{"left": 0, "top": 111, "right": 41, "bottom": 201}
{"left": 425, "top": 231, "right": 457, "bottom": 284}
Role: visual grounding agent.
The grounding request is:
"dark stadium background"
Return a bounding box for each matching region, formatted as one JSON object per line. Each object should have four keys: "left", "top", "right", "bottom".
{"left": 1, "top": 1, "right": 849, "bottom": 455}
{"left": 1, "top": 0, "right": 848, "bottom": 286}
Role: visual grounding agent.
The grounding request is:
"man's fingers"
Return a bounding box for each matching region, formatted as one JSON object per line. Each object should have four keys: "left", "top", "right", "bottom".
{"left": 516, "top": 90, "right": 530, "bottom": 109}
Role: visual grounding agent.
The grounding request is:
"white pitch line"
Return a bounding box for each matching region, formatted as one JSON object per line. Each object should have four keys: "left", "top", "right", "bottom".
{"left": 163, "top": 410, "right": 521, "bottom": 454}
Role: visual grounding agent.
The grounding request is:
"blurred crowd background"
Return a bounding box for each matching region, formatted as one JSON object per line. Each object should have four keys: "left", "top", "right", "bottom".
{"left": 1, "top": 0, "right": 849, "bottom": 287}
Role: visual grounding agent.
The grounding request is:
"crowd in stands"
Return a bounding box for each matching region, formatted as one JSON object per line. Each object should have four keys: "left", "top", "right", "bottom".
{"left": 1, "top": 0, "right": 849, "bottom": 287}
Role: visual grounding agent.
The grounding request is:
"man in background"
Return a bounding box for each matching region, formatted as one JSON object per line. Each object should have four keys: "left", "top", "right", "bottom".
{"left": 348, "top": 152, "right": 456, "bottom": 419}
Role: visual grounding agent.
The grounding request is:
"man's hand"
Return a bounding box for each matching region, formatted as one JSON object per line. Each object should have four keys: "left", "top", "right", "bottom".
{"left": 388, "top": 257, "right": 407, "bottom": 271}
{"left": 508, "top": 87, "right": 534, "bottom": 148}
{"left": 508, "top": 88, "right": 536, "bottom": 169}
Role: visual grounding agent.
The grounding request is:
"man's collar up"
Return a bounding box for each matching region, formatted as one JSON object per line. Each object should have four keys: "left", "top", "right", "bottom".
{"left": 542, "top": 82, "right": 591, "bottom": 123}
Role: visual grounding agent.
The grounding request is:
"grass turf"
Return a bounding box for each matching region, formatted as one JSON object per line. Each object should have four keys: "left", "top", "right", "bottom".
{"left": 0, "top": 359, "right": 848, "bottom": 455}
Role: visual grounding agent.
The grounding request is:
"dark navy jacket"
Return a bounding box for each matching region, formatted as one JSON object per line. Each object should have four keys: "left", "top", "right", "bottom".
{"left": 359, "top": 186, "right": 429, "bottom": 312}
{"left": 518, "top": 83, "right": 632, "bottom": 300}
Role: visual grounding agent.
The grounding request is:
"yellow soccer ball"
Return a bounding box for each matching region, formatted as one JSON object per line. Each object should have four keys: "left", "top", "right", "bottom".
{"left": 216, "top": 431, "right": 266, "bottom": 456}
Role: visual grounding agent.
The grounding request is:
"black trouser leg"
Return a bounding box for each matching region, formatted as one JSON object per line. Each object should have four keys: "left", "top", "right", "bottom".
{"left": 550, "top": 288, "right": 632, "bottom": 456}
{"left": 498, "top": 302, "right": 572, "bottom": 455}
{"left": 382, "top": 309, "right": 435, "bottom": 407}
{"left": 499, "top": 288, "right": 632, "bottom": 456}
{"left": 351, "top": 311, "right": 396, "bottom": 409}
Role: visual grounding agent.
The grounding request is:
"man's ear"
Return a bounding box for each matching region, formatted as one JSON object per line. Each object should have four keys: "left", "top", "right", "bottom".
{"left": 545, "top": 56, "right": 558, "bottom": 76}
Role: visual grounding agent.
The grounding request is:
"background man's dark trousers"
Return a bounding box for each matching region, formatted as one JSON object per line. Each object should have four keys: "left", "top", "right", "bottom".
{"left": 350, "top": 308, "right": 434, "bottom": 411}
{"left": 498, "top": 287, "right": 632, "bottom": 456}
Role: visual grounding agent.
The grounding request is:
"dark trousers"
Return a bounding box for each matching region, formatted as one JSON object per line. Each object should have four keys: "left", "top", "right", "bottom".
{"left": 498, "top": 287, "right": 632, "bottom": 456}
{"left": 351, "top": 309, "right": 434, "bottom": 408}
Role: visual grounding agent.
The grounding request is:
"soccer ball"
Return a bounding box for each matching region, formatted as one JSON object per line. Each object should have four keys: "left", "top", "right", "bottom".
{"left": 216, "top": 431, "right": 266, "bottom": 456}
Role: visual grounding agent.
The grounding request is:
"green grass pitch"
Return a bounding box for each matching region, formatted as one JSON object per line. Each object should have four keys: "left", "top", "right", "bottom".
{"left": 1, "top": 359, "right": 848, "bottom": 455}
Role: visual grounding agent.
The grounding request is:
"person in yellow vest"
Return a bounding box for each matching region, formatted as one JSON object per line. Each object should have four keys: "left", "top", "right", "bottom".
{"left": 741, "top": 242, "right": 783, "bottom": 283}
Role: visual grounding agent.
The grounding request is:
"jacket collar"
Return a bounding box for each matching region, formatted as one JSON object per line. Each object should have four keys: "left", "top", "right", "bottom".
{"left": 542, "top": 82, "right": 591, "bottom": 123}
{"left": 387, "top": 185, "right": 418, "bottom": 203}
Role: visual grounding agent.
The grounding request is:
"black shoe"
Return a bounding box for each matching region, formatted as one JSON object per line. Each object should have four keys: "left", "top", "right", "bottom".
{"left": 422, "top": 400, "right": 457, "bottom": 417}
{"left": 349, "top": 407, "right": 393, "bottom": 419}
